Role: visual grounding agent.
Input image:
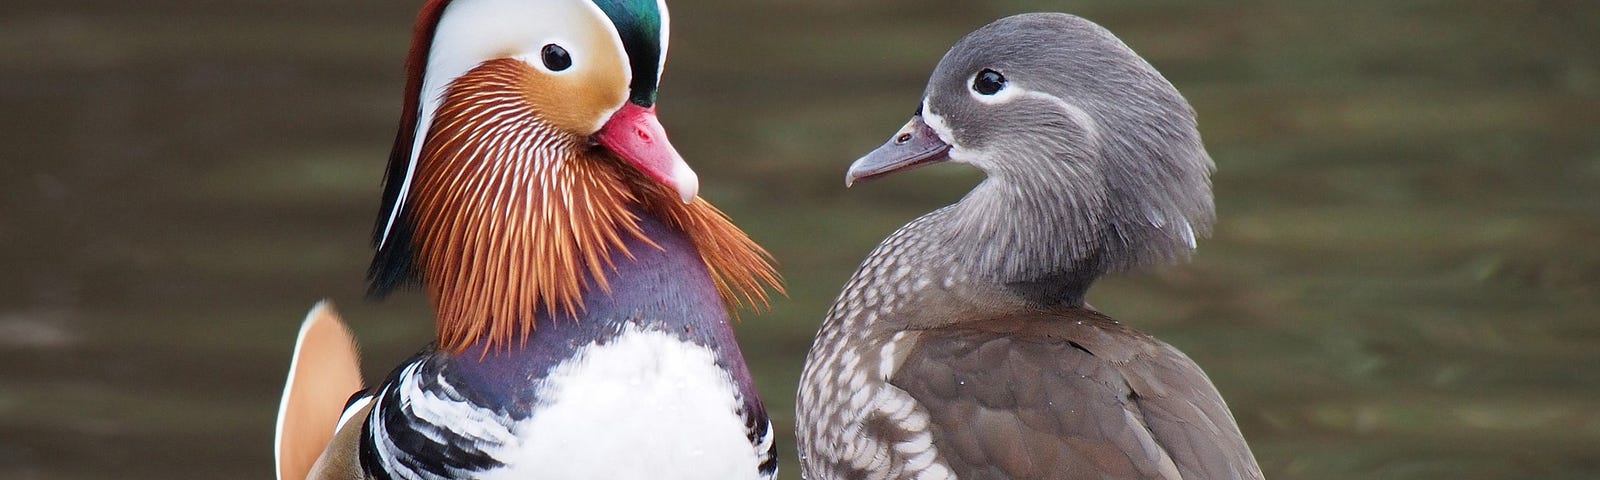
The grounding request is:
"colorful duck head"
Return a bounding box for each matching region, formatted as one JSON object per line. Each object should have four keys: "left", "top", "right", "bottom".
{"left": 365, "top": 0, "right": 778, "bottom": 352}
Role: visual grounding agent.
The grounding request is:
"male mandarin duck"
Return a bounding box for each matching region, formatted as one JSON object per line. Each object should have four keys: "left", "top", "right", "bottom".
{"left": 796, "top": 14, "right": 1263, "bottom": 479}
{"left": 273, "top": 0, "right": 781, "bottom": 479}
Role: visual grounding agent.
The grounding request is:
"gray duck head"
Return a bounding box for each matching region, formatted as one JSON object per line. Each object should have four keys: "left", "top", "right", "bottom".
{"left": 848, "top": 13, "right": 1215, "bottom": 304}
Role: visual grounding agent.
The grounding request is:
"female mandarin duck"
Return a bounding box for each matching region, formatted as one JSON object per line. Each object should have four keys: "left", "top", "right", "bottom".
{"left": 797, "top": 14, "right": 1262, "bottom": 479}
{"left": 273, "top": 0, "right": 781, "bottom": 479}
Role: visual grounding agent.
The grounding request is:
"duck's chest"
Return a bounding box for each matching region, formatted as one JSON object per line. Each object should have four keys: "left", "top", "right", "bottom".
{"left": 365, "top": 214, "right": 771, "bottom": 478}
{"left": 374, "top": 324, "right": 764, "bottom": 480}
{"left": 481, "top": 325, "right": 759, "bottom": 479}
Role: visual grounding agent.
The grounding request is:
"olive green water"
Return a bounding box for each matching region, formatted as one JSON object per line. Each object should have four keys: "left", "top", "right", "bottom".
{"left": 3, "top": 0, "right": 1598, "bottom": 478}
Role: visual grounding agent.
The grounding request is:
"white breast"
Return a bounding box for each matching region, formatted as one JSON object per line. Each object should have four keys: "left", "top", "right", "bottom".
{"left": 481, "top": 325, "right": 759, "bottom": 480}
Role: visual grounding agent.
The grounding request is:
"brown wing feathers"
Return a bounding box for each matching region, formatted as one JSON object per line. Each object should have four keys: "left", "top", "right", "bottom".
{"left": 891, "top": 312, "right": 1259, "bottom": 480}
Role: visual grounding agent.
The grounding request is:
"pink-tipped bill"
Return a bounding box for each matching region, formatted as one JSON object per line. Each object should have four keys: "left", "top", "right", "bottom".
{"left": 595, "top": 103, "right": 699, "bottom": 203}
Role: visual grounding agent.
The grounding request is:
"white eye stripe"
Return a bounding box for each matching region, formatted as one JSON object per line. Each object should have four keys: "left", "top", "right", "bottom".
{"left": 379, "top": 0, "right": 626, "bottom": 248}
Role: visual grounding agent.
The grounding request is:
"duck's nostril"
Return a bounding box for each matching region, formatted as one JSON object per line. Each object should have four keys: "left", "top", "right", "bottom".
{"left": 895, "top": 133, "right": 913, "bottom": 144}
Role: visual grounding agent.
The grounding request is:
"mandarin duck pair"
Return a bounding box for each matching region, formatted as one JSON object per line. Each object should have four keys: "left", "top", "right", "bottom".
{"left": 274, "top": 1, "right": 1263, "bottom": 479}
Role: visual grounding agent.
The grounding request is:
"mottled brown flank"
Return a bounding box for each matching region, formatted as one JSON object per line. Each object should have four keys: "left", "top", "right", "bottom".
{"left": 409, "top": 59, "right": 780, "bottom": 352}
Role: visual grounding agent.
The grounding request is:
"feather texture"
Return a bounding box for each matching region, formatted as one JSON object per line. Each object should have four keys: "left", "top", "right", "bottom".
{"left": 799, "top": 13, "right": 1255, "bottom": 480}
{"left": 407, "top": 58, "right": 778, "bottom": 352}
{"left": 275, "top": 301, "right": 364, "bottom": 480}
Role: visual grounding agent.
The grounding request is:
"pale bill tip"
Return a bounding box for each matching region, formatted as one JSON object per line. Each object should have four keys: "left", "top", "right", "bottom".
{"left": 672, "top": 159, "right": 699, "bottom": 204}
{"left": 844, "top": 159, "right": 866, "bottom": 188}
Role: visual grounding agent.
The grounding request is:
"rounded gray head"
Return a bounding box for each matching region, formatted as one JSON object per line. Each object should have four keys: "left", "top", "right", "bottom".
{"left": 849, "top": 13, "right": 1215, "bottom": 297}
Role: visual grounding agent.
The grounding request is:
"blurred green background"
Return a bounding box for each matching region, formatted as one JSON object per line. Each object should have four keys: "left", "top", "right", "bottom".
{"left": 3, "top": 0, "right": 1598, "bottom": 478}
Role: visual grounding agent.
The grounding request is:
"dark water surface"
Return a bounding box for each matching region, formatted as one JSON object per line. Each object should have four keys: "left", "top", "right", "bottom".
{"left": 4, "top": 0, "right": 1598, "bottom": 478}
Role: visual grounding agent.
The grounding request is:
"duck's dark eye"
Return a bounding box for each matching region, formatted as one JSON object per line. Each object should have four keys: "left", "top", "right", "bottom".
{"left": 541, "top": 44, "right": 572, "bottom": 71}
{"left": 972, "top": 69, "right": 1006, "bottom": 95}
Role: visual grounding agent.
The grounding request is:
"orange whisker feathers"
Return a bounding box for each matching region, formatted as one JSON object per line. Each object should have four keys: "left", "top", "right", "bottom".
{"left": 405, "top": 59, "right": 781, "bottom": 352}
{"left": 641, "top": 180, "right": 784, "bottom": 313}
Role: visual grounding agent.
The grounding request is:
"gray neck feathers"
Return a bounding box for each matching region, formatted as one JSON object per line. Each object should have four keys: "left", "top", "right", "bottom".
{"left": 864, "top": 13, "right": 1215, "bottom": 311}
{"left": 938, "top": 55, "right": 1214, "bottom": 306}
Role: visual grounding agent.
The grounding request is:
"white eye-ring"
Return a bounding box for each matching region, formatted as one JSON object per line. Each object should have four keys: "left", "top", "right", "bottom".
{"left": 969, "top": 68, "right": 1022, "bottom": 104}
{"left": 972, "top": 68, "right": 1005, "bottom": 95}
